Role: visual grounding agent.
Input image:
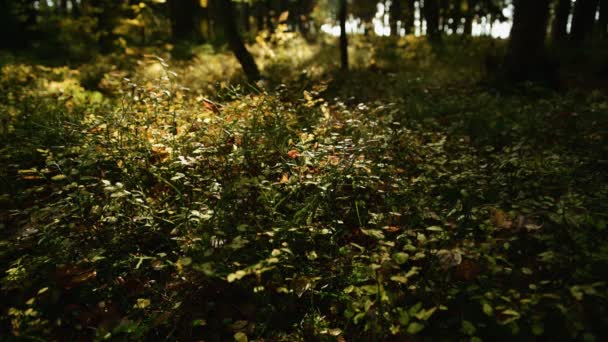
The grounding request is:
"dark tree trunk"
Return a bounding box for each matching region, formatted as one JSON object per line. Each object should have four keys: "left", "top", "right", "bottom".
{"left": 403, "top": 0, "right": 415, "bottom": 34}
{"left": 58, "top": 0, "right": 68, "bottom": 14}
{"left": 169, "top": 0, "right": 200, "bottom": 42}
{"left": 440, "top": 0, "right": 449, "bottom": 32}
{"left": 216, "top": 0, "right": 261, "bottom": 82}
{"left": 389, "top": 0, "right": 402, "bottom": 36}
{"left": 339, "top": 0, "right": 348, "bottom": 70}
{"left": 255, "top": 1, "right": 265, "bottom": 31}
{"left": 423, "top": 0, "right": 441, "bottom": 41}
{"left": 0, "top": 0, "right": 28, "bottom": 49}
{"left": 242, "top": 2, "right": 251, "bottom": 34}
{"left": 449, "top": 1, "right": 461, "bottom": 33}
{"left": 69, "top": 0, "right": 80, "bottom": 17}
{"left": 571, "top": 0, "right": 600, "bottom": 42}
{"left": 464, "top": 0, "right": 476, "bottom": 36}
{"left": 598, "top": 0, "right": 608, "bottom": 38}
{"left": 552, "top": 0, "right": 572, "bottom": 42}
{"left": 505, "top": 0, "right": 553, "bottom": 83}
{"left": 265, "top": 0, "right": 275, "bottom": 33}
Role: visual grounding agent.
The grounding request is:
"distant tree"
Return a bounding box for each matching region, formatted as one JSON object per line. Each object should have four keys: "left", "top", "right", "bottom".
{"left": 216, "top": 0, "right": 261, "bottom": 82}
{"left": 505, "top": 0, "right": 553, "bottom": 82}
{"left": 169, "top": 0, "right": 201, "bottom": 42}
{"left": 598, "top": 0, "right": 608, "bottom": 38}
{"left": 389, "top": 0, "right": 402, "bottom": 36}
{"left": 339, "top": 0, "right": 348, "bottom": 70}
{"left": 403, "top": 0, "right": 416, "bottom": 34}
{"left": 351, "top": 0, "right": 377, "bottom": 35}
{"left": 0, "top": 0, "right": 26, "bottom": 48}
{"left": 552, "top": 0, "right": 572, "bottom": 42}
{"left": 571, "top": 0, "right": 600, "bottom": 42}
{"left": 423, "top": 0, "right": 441, "bottom": 41}
{"left": 464, "top": 0, "right": 477, "bottom": 36}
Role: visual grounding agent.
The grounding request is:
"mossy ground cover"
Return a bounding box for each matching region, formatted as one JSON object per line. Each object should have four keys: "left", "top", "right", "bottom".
{"left": 1, "top": 36, "right": 607, "bottom": 341}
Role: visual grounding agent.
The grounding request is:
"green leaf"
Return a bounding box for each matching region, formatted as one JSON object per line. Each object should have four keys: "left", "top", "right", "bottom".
{"left": 234, "top": 332, "right": 248, "bottom": 342}
{"left": 406, "top": 322, "right": 425, "bottom": 335}
{"left": 134, "top": 298, "right": 150, "bottom": 309}
{"left": 360, "top": 228, "right": 385, "bottom": 240}
{"left": 408, "top": 302, "right": 422, "bottom": 316}
{"left": 414, "top": 306, "right": 437, "bottom": 321}
{"left": 482, "top": 303, "right": 493, "bottom": 316}
{"left": 397, "top": 309, "right": 410, "bottom": 326}
{"left": 461, "top": 320, "right": 476, "bottom": 335}
{"left": 426, "top": 225, "right": 443, "bottom": 232}
{"left": 392, "top": 252, "right": 409, "bottom": 264}
{"left": 192, "top": 319, "right": 207, "bottom": 327}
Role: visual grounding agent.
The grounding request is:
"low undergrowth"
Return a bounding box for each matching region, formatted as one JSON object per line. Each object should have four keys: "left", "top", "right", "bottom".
{"left": 1, "top": 49, "right": 607, "bottom": 341}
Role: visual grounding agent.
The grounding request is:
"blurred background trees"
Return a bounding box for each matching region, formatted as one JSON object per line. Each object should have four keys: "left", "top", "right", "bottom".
{"left": 1, "top": 0, "right": 607, "bottom": 84}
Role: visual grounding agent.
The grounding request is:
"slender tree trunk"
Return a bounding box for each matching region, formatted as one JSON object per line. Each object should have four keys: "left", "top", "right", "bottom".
{"left": 598, "top": 0, "right": 608, "bottom": 39}
{"left": 339, "top": 0, "right": 348, "bottom": 70}
{"left": 423, "top": 0, "right": 441, "bottom": 41}
{"left": 265, "top": 0, "right": 275, "bottom": 33}
{"left": 505, "top": 0, "right": 553, "bottom": 82}
{"left": 255, "top": 1, "right": 265, "bottom": 32}
{"left": 449, "top": 1, "right": 461, "bottom": 33}
{"left": 0, "top": 0, "right": 26, "bottom": 48}
{"left": 552, "top": 0, "right": 572, "bottom": 42}
{"left": 69, "top": 0, "right": 80, "bottom": 17}
{"left": 216, "top": 0, "right": 261, "bottom": 82}
{"left": 403, "top": 0, "right": 415, "bottom": 34}
{"left": 571, "top": 0, "right": 600, "bottom": 42}
{"left": 464, "top": 0, "right": 475, "bottom": 36}
{"left": 58, "top": 0, "right": 68, "bottom": 14}
{"left": 389, "top": 0, "right": 402, "bottom": 36}
{"left": 242, "top": 2, "right": 251, "bottom": 34}
{"left": 169, "top": 0, "right": 200, "bottom": 42}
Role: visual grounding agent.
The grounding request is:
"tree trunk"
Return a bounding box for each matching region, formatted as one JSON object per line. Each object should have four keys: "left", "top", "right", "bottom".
{"left": 169, "top": 0, "right": 200, "bottom": 42}
{"left": 552, "top": 0, "right": 572, "bottom": 42}
{"left": 389, "top": 0, "right": 402, "bottom": 36}
{"left": 242, "top": 2, "right": 251, "bottom": 34}
{"left": 69, "top": 0, "right": 80, "bottom": 17}
{"left": 571, "top": 0, "right": 600, "bottom": 42}
{"left": 464, "top": 0, "right": 475, "bottom": 36}
{"left": 423, "top": 0, "right": 441, "bottom": 41}
{"left": 0, "top": 0, "right": 27, "bottom": 48}
{"left": 505, "top": 0, "right": 553, "bottom": 82}
{"left": 598, "top": 0, "right": 608, "bottom": 39}
{"left": 339, "top": 0, "right": 348, "bottom": 70}
{"left": 216, "top": 0, "right": 261, "bottom": 82}
{"left": 403, "top": 0, "right": 415, "bottom": 34}
{"left": 265, "top": 0, "right": 275, "bottom": 33}
{"left": 254, "top": 1, "right": 264, "bottom": 31}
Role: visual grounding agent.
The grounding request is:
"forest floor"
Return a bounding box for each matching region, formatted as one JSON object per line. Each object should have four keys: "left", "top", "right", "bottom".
{"left": 1, "top": 35, "right": 607, "bottom": 341}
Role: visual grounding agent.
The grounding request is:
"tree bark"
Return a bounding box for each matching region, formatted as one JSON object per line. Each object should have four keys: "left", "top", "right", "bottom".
{"left": 403, "top": 0, "right": 415, "bottom": 34}
{"left": 242, "top": 2, "right": 251, "bottom": 34}
{"left": 571, "top": 0, "right": 600, "bottom": 42}
{"left": 598, "top": 0, "right": 608, "bottom": 39}
{"left": 552, "top": 0, "right": 572, "bottom": 42}
{"left": 505, "top": 0, "right": 553, "bottom": 82}
{"left": 216, "top": 0, "right": 261, "bottom": 82}
{"left": 464, "top": 0, "right": 476, "bottom": 36}
{"left": 423, "top": 0, "right": 441, "bottom": 41}
{"left": 169, "top": 0, "right": 200, "bottom": 42}
{"left": 339, "top": 0, "right": 348, "bottom": 70}
{"left": 389, "top": 0, "right": 402, "bottom": 36}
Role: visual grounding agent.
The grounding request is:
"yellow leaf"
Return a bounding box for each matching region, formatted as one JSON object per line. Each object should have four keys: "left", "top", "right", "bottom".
{"left": 234, "top": 332, "right": 248, "bottom": 342}
{"left": 278, "top": 11, "right": 289, "bottom": 23}
{"left": 134, "top": 298, "right": 151, "bottom": 309}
